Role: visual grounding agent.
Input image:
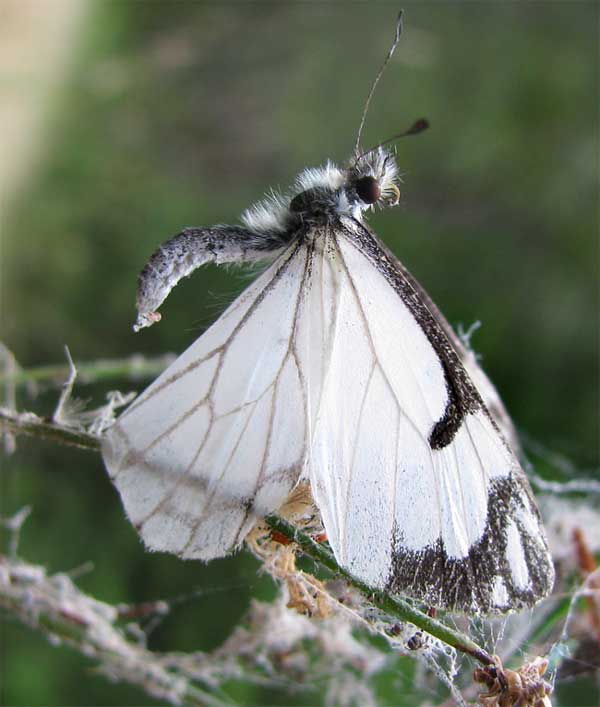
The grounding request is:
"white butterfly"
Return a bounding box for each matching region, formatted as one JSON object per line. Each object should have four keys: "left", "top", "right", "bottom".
{"left": 102, "top": 144, "right": 554, "bottom": 614}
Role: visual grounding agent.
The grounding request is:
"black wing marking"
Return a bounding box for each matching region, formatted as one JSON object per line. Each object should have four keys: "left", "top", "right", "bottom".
{"left": 340, "top": 218, "right": 483, "bottom": 450}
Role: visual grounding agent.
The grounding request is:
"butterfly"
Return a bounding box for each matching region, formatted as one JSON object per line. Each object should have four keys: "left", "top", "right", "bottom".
{"left": 101, "top": 15, "right": 554, "bottom": 615}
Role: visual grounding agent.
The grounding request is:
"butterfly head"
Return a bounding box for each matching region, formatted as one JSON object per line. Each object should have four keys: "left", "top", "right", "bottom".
{"left": 346, "top": 147, "right": 401, "bottom": 212}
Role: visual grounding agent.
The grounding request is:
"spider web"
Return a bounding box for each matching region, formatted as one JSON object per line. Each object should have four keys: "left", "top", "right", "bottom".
{"left": 2, "top": 345, "right": 599, "bottom": 706}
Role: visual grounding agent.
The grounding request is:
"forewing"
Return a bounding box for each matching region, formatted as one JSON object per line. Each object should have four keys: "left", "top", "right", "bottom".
{"left": 372, "top": 230, "right": 521, "bottom": 455}
{"left": 102, "top": 244, "right": 309, "bottom": 560}
{"left": 308, "top": 220, "right": 554, "bottom": 614}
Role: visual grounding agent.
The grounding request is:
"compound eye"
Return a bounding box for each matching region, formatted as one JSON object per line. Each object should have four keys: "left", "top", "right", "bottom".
{"left": 355, "top": 176, "right": 381, "bottom": 204}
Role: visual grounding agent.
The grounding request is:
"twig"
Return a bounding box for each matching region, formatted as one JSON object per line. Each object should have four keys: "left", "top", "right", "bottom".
{"left": 264, "top": 514, "right": 494, "bottom": 666}
{"left": 0, "top": 353, "right": 175, "bottom": 388}
{"left": 0, "top": 555, "right": 231, "bottom": 707}
{"left": 0, "top": 409, "right": 101, "bottom": 452}
{"left": 1, "top": 506, "right": 32, "bottom": 559}
{"left": 0, "top": 407, "right": 495, "bottom": 667}
{"left": 573, "top": 528, "right": 600, "bottom": 641}
{"left": 530, "top": 473, "right": 600, "bottom": 496}
{"left": 0, "top": 343, "right": 18, "bottom": 453}
{"left": 52, "top": 346, "right": 77, "bottom": 424}
{"left": 523, "top": 435, "right": 600, "bottom": 493}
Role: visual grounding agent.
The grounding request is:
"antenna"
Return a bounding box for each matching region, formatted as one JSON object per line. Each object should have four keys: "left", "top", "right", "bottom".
{"left": 354, "top": 10, "right": 404, "bottom": 154}
{"left": 356, "top": 118, "right": 429, "bottom": 163}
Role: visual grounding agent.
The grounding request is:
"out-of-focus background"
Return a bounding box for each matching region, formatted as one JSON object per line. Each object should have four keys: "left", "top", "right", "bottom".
{"left": 1, "top": 1, "right": 598, "bottom": 705}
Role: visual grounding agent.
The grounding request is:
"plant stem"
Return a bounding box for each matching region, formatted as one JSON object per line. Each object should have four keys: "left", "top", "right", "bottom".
{"left": 264, "top": 514, "right": 494, "bottom": 666}
{"left": 0, "top": 354, "right": 174, "bottom": 388}
{"left": 0, "top": 555, "right": 231, "bottom": 707}
{"left": 0, "top": 410, "right": 101, "bottom": 452}
{"left": 1, "top": 408, "right": 494, "bottom": 667}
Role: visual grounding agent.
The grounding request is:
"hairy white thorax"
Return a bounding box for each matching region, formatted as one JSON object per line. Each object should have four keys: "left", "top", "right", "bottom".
{"left": 241, "top": 148, "right": 400, "bottom": 235}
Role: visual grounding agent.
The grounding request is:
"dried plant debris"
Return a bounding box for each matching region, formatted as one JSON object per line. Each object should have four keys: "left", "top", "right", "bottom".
{"left": 2, "top": 351, "right": 599, "bottom": 705}
{"left": 474, "top": 656, "right": 552, "bottom": 707}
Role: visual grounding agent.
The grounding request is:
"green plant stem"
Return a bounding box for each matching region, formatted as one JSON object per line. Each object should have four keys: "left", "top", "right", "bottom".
{"left": 0, "top": 354, "right": 174, "bottom": 388}
{"left": 0, "top": 410, "right": 101, "bottom": 451}
{"left": 264, "top": 514, "right": 494, "bottom": 666}
{"left": 0, "top": 408, "right": 494, "bottom": 667}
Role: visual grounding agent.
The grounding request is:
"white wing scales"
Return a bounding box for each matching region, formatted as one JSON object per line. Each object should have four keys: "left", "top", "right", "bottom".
{"left": 103, "top": 245, "right": 309, "bottom": 560}
{"left": 306, "top": 224, "right": 553, "bottom": 612}
{"left": 104, "top": 222, "right": 553, "bottom": 613}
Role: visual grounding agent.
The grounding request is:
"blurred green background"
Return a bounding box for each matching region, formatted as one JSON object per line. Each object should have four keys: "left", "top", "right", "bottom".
{"left": 1, "top": 1, "right": 598, "bottom": 705}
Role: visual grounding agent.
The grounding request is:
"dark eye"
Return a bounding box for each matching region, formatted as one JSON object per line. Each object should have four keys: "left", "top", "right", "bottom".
{"left": 355, "top": 176, "right": 381, "bottom": 204}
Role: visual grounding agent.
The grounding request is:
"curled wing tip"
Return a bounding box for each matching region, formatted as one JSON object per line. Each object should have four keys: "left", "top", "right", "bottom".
{"left": 133, "top": 310, "right": 162, "bottom": 332}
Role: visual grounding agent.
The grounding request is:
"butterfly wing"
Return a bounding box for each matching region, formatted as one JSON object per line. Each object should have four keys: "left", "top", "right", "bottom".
{"left": 104, "top": 215, "right": 553, "bottom": 614}
{"left": 103, "top": 243, "right": 310, "bottom": 560}
{"left": 307, "top": 219, "right": 554, "bottom": 614}
{"left": 376, "top": 232, "right": 521, "bottom": 456}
